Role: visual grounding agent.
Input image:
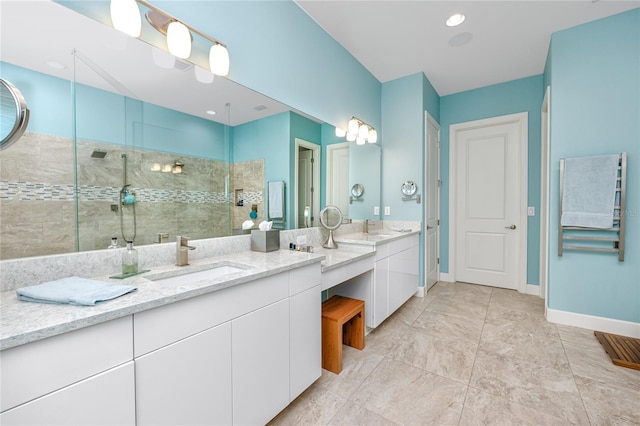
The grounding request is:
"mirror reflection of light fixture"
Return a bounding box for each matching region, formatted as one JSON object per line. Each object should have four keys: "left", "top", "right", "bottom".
{"left": 167, "top": 21, "right": 191, "bottom": 59}
{"left": 110, "top": 0, "right": 141, "bottom": 37}
{"left": 194, "top": 66, "right": 215, "bottom": 84}
{"left": 172, "top": 161, "right": 184, "bottom": 174}
{"left": 151, "top": 46, "right": 176, "bottom": 69}
{"left": 340, "top": 116, "right": 377, "bottom": 144}
{"left": 151, "top": 163, "right": 161, "bottom": 171}
{"left": 162, "top": 164, "right": 172, "bottom": 173}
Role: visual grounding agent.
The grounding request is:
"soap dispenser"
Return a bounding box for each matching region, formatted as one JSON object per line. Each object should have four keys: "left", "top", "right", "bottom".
{"left": 108, "top": 237, "right": 120, "bottom": 249}
{"left": 122, "top": 240, "right": 138, "bottom": 275}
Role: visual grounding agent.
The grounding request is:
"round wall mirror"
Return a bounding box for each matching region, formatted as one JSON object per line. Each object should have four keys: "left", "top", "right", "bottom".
{"left": 351, "top": 183, "right": 364, "bottom": 198}
{"left": 1, "top": 78, "right": 30, "bottom": 151}
{"left": 319, "top": 205, "right": 343, "bottom": 249}
{"left": 401, "top": 180, "right": 417, "bottom": 196}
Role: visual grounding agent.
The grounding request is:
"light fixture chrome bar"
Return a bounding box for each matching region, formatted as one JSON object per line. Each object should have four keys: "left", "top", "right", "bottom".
{"left": 136, "top": 0, "right": 227, "bottom": 48}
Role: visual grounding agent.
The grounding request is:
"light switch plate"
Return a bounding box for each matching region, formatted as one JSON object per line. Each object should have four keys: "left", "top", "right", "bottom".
{"left": 374, "top": 206, "right": 380, "bottom": 215}
{"left": 527, "top": 206, "right": 535, "bottom": 216}
{"left": 384, "top": 206, "right": 391, "bottom": 216}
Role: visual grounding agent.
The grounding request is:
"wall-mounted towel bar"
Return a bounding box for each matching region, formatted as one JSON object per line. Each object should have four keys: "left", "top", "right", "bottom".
{"left": 558, "top": 152, "right": 626, "bottom": 261}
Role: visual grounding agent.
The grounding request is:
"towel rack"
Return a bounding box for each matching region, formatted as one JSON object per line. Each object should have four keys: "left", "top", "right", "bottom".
{"left": 558, "top": 152, "right": 626, "bottom": 261}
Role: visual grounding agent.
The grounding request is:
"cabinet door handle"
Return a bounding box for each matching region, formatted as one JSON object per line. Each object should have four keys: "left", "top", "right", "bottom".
{"left": 505, "top": 225, "right": 517, "bottom": 230}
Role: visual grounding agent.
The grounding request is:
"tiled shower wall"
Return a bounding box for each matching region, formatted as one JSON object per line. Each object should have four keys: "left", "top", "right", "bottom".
{"left": 231, "top": 159, "right": 265, "bottom": 231}
{"left": 0, "top": 131, "right": 241, "bottom": 259}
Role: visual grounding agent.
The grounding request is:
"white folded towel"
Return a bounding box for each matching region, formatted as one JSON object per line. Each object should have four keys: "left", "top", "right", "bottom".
{"left": 259, "top": 220, "right": 273, "bottom": 231}
{"left": 242, "top": 220, "right": 255, "bottom": 230}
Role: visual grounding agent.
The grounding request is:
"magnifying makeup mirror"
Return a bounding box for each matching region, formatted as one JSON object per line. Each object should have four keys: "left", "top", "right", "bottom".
{"left": 0, "top": 78, "right": 30, "bottom": 151}
{"left": 319, "top": 205, "right": 343, "bottom": 249}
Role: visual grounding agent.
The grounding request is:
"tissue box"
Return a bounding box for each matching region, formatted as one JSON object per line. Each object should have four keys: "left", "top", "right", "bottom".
{"left": 250, "top": 230, "right": 280, "bottom": 252}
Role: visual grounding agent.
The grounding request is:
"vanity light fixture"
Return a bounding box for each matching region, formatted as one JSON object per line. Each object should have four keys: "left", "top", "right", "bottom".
{"left": 162, "top": 164, "right": 172, "bottom": 173}
{"left": 111, "top": 0, "right": 230, "bottom": 76}
{"left": 167, "top": 21, "right": 191, "bottom": 59}
{"left": 341, "top": 116, "right": 377, "bottom": 144}
{"left": 335, "top": 127, "right": 346, "bottom": 138}
{"left": 172, "top": 161, "right": 184, "bottom": 174}
{"left": 446, "top": 13, "right": 466, "bottom": 27}
{"left": 110, "top": 0, "right": 142, "bottom": 37}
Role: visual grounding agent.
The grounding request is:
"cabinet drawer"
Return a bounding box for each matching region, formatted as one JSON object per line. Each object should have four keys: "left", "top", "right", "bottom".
{"left": 0, "top": 362, "right": 135, "bottom": 426}
{"left": 134, "top": 272, "right": 288, "bottom": 356}
{"left": 1, "top": 316, "right": 133, "bottom": 412}
{"left": 290, "top": 264, "right": 321, "bottom": 296}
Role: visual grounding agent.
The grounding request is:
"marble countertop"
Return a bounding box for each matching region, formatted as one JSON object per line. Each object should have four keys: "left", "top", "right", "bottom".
{"left": 0, "top": 249, "right": 325, "bottom": 351}
{"left": 313, "top": 245, "right": 375, "bottom": 272}
{"left": 335, "top": 228, "right": 421, "bottom": 246}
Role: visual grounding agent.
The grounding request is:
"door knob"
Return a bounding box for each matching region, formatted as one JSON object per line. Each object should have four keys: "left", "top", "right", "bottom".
{"left": 505, "top": 225, "right": 517, "bottom": 230}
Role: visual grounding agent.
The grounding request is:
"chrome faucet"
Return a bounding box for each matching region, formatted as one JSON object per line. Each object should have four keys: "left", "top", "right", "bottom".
{"left": 176, "top": 236, "right": 196, "bottom": 266}
{"left": 363, "top": 219, "right": 369, "bottom": 234}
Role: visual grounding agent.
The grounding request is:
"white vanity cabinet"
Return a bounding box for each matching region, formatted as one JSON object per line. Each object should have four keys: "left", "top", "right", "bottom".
{"left": 372, "top": 234, "right": 419, "bottom": 327}
{"left": 134, "top": 263, "right": 322, "bottom": 425}
{"left": 0, "top": 316, "right": 135, "bottom": 426}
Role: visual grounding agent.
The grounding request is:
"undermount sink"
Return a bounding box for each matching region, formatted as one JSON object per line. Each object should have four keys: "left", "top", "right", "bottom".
{"left": 149, "top": 263, "right": 249, "bottom": 286}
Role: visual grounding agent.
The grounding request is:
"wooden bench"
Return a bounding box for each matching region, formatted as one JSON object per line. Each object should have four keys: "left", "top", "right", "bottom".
{"left": 321, "top": 295, "right": 365, "bottom": 374}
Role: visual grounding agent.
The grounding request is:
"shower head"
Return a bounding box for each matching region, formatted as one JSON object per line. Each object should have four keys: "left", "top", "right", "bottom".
{"left": 91, "top": 149, "right": 107, "bottom": 158}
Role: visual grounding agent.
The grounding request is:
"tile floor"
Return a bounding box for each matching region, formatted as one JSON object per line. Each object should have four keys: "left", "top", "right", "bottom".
{"left": 270, "top": 281, "right": 640, "bottom": 425}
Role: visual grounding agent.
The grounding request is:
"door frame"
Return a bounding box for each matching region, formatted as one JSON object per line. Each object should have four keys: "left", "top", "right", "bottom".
{"left": 294, "top": 138, "right": 320, "bottom": 228}
{"left": 448, "top": 112, "right": 528, "bottom": 293}
{"left": 424, "top": 111, "right": 440, "bottom": 290}
{"left": 540, "top": 87, "right": 551, "bottom": 303}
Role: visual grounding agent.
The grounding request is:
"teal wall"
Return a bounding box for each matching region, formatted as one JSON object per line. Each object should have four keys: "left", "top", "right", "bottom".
{"left": 546, "top": 9, "right": 639, "bottom": 322}
{"left": 439, "top": 75, "right": 544, "bottom": 286}
{"left": 2, "top": 62, "right": 228, "bottom": 159}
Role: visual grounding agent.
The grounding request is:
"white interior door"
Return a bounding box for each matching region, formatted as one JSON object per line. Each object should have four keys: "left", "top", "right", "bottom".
{"left": 425, "top": 113, "right": 440, "bottom": 290}
{"left": 326, "top": 143, "right": 350, "bottom": 218}
{"left": 453, "top": 114, "right": 527, "bottom": 290}
{"left": 297, "top": 148, "right": 313, "bottom": 228}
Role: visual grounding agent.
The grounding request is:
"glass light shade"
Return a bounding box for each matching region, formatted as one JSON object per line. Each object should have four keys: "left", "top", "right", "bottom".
{"left": 335, "top": 127, "right": 346, "bottom": 137}
{"left": 348, "top": 118, "right": 359, "bottom": 135}
{"left": 172, "top": 164, "right": 182, "bottom": 174}
{"left": 209, "top": 44, "right": 230, "bottom": 76}
{"left": 194, "top": 66, "right": 215, "bottom": 84}
{"left": 151, "top": 163, "right": 161, "bottom": 171}
{"left": 167, "top": 21, "right": 191, "bottom": 59}
{"left": 151, "top": 46, "right": 175, "bottom": 69}
{"left": 110, "top": 0, "right": 141, "bottom": 37}
{"left": 162, "top": 164, "right": 172, "bottom": 173}
{"left": 358, "top": 124, "right": 369, "bottom": 139}
{"left": 367, "top": 129, "right": 378, "bottom": 143}
{"left": 356, "top": 137, "right": 366, "bottom": 145}
{"left": 346, "top": 132, "right": 356, "bottom": 142}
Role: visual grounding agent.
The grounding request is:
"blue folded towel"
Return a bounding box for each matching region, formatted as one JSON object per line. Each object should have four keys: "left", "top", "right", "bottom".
{"left": 16, "top": 277, "right": 137, "bottom": 306}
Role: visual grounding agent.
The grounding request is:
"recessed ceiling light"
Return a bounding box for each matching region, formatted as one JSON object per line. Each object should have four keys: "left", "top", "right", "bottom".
{"left": 446, "top": 13, "right": 466, "bottom": 27}
{"left": 206, "top": 110, "right": 216, "bottom": 115}
{"left": 46, "top": 61, "right": 67, "bottom": 69}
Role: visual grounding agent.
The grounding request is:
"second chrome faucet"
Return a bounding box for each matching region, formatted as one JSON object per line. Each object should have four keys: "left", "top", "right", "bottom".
{"left": 176, "top": 235, "right": 196, "bottom": 266}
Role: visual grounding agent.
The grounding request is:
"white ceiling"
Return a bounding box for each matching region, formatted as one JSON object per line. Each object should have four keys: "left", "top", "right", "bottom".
{"left": 295, "top": 0, "right": 639, "bottom": 96}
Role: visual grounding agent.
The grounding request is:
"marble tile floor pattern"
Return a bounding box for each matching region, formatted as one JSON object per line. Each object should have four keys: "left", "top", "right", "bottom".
{"left": 270, "top": 281, "right": 640, "bottom": 425}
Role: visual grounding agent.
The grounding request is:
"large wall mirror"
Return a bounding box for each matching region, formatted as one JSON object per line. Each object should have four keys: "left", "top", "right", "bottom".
{"left": 0, "top": 0, "right": 381, "bottom": 260}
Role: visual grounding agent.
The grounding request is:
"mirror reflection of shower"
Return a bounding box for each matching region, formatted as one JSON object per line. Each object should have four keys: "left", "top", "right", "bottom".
{"left": 120, "top": 153, "right": 137, "bottom": 242}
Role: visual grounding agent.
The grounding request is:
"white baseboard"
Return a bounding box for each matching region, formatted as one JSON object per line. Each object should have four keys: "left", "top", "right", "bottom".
{"left": 439, "top": 272, "right": 453, "bottom": 283}
{"left": 415, "top": 286, "right": 425, "bottom": 298}
{"left": 526, "top": 283, "right": 542, "bottom": 297}
{"left": 546, "top": 307, "right": 640, "bottom": 338}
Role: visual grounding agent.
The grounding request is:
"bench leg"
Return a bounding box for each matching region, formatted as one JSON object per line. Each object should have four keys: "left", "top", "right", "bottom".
{"left": 343, "top": 310, "right": 365, "bottom": 350}
{"left": 322, "top": 317, "right": 343, "bottom": 374}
